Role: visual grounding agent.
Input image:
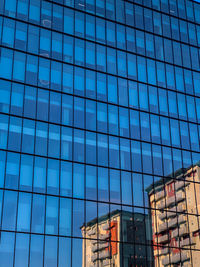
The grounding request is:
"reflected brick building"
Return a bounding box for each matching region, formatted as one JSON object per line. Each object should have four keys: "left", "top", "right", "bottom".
{"left": 147, "top": 163, "right": 200, "bottom": 266}
{"left": 81, "top": 210, "right": 153, "bottom": 267}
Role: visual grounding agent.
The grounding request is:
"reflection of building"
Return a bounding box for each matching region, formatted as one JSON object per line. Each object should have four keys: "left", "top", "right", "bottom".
{"left": 147, "top": 163, "right": 200, "bottom": 266}
{"left": 81, "top": 210, "right": 153, "bottom": 267}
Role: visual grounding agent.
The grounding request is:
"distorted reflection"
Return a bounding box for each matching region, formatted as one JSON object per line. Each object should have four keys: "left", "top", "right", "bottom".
{"left": 147, "top": 162, "right": 200, "bottom": 267}
{"left": 82, "top": 209, "right": 154, "bottom": 267}
{"left": 82, "top": 162, "right": 200, "bottom": 267}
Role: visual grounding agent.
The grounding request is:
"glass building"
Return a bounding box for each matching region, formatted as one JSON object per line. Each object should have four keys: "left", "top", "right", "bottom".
{"left": 0, "top": 0, "right": 200, "bottom": 266}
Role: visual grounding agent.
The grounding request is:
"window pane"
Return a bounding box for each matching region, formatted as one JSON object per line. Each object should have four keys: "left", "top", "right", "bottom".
{"left": 2, "top": 190, "right": 18, "bottom": 230}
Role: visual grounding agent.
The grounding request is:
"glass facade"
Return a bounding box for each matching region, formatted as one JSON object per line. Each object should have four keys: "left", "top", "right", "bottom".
{"left": 0, "top": 0, "right": 200, "bottom": 266}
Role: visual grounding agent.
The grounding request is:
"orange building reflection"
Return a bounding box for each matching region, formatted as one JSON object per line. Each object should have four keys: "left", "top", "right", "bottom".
{"left": 147, "top": 163, "right": 200, "bottom": 266}
{"left": 81, "top": 163, "right": 200, "bottom": 266}
{"left": 81, "top": 210, "right": 153, "bottom": 267}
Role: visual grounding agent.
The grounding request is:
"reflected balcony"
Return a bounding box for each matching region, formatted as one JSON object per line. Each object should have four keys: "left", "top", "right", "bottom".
{"left": 158, "top": 234, "right": 169, "bottom": 244}
{"left": 92, "top": 242, "right": 109, "bottom": 252}
{"left": 180, "top": 237, "right": 195, "bottom": 247}
{"left": 166, "top": 191, "right": 185, "bottom": 207}
{"left": 91, "top": 250, "right": 111, "bottom": 262}
{"left": 168, "top": 215, "right": 186, "bottom": 229}
{"left": 102, "top": 223, "right": 110, "bottom": 231}
{"left": 171, "top": 224, "right": 188, "bottom": 238}
{"left": 99, "top": 232, "right": 110, "bottom": 240}
{"left": 157, "top": 222, "right": 168, "bottom": 234}
{"left": 88, "top": 227, "right": 97, "bottom": 236}
{"left": 159, "top": 247, "right": 169, "bottom": 256}
{"left": 159, "top": 203, "right": 186, "bottom": 221}
{"left": 155, "top": 190, "right": 165, "bottom": 202}
{"left": 175, "top": 180, "right": 190, "bottom": 191}
{"left": 162, "top": 251, "right": 190, "bottom": 265}
{"left": 159, "top": 209, "right": 176, "bottom": 220}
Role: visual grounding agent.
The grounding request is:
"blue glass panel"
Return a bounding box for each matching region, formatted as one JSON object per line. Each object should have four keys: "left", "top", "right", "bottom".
{"left": 107, "top": 21, "right": 116, "bottom": 47}
{"left": 140, "top": 112, "right": 151, "bottom": 142}
{"left": 86, "top": 70, "right": 96, "bottom": 98}
{"left": 137, "top": 56, "right": 147, "bottom": 83}
{"left": 119, "top": 107, "right": 129, "bottom": 137}
{"left": 150, "top": 114, "right": 161, "bottom": 144}
{"left": 118, "top": 78, "right": 128, "bottom": 106}
{"left": 97, "top": 102, "right": 107, "bottom": 133}
{"left": 48, "top": 124, "right": 60, "bottom": 158}
{"left": 29, "top": 0, "right": 40, "bottom": 24}
{"left": 170, "top": 119, "right": 180, "bottom": 147}
{"left": 37, "top": 89, "right": 49, "bottom": 121}
{"left": 0, "top": 114, "right": 8, "bottom": 149}
{"left": 86, "top": 132, "right": 96, "bottom": 164}
{"left": 142, "top": 143, "right": 152, "bottom": 174}
{"left": 51, "top": 61, "right": 62, "bottom": 91}
{"left": 180, "top": 121, "right": 190, "bottom": 150}
{"left": 107, "top": 48, "right": 116, "bottom": 75}
{"left": 30, "top": 235, "right": 44, "bottom": 267}
{"left": 5, "top": 152, "right": 20, "bottom": 189}
{"left": 64, "top": 35, "right": 73, "bottom": 63}
{"left": 120, "top": 138, "right": 131, "bottom": 170}
{"left": 108, "top": 105, "right": 118, "bottom": 135}
{"left": 86, "top": 14, "right": 95, "bottom": 40}
{"left": 31, "top": 194, "right": 45, "bottom": 234}
{"left": 73, "top": 199, "right": 84, "bottom": 237}
{"left": 110, "top": 169, "right": 121, "bottom": 203}
{"left": 46, "top": 196, "right": 59, "bottom": 235}
{"left": 139, "top": 84, "right": 149, "bottom": 111}
{"left": 107, "top": 75, "right": 117, "bottom": 104}
{"left": 131, "top": 140, "right": 142, "bottom": 172}
{"left": 22, "top": 119, "right": 35, "bottom": 154}
{"left": 2, "top": 190, "right": 18, "bottom": 230}
{"left": 0, "top": 151, "right": 6, "bottom": 187}
{"left": 0, "top": 232, "right": 15, "bottom": 267}
{"left": 130, "top": 110, "right": 140, "bottom": 140}
{"left": 74, "top": 67, "right": 84, "bottom": 96}
{"left": 20, "top": 154, "right": 33, "bottom": 191}
{"left": 63, "top": 65, "right": 73, "bottom": 94}
{"left": 86, "top": 99, "right": 96, "bottom": 131}
{"left": 147, "top": 59, "right": 156, "bottom": 85}
{"left": 33, "top": 157, "right": 47, "bottom": 193}
{"left": 73, "top": 163, "right": 84, "bottom": 198}
{"left": 49, "top": 92, "right": 61, "bottom": 123}
{"left": 132, "top": 173, "right": 143, "bottom": 206}
{"left": 0, "top": 79, "right": 10, "bottom": 113}
{"left": 109, "top": 136, "right": 119, "bottom": 168}
{"left": 60, "top": 161, "right": 72, "bottom": 197}
{"left": 162, "top": 147, "right": 173, "bottom": 176}
{"left": 74, "top": 129, "right": 84, "bottom": 162}
{"left": 128, "top": 81, "right": 138, "bottom": 108}
{"left": 74, "top": 97, "right": 85, "bottom": 128}
{"left": 28, "top": 25, "right": 39, "bottom": 54}
{"left": 2, "top": 18, "right": 15, "bottom": 47}
{"left": 60, "top": 198, "right": 72, "bottom": 236}
{"left": 44, "top": 236, "right": 58, "bottom": 267}
{"left": 17, "top": 193, "right": 31, "bottom": 232}
{"left": 13, "top": 51, "right": 25, "bottom": 82}
{"left": 0, "top": 48, "right": 13, "bottom": 79}
{"left": 152, "top": 145, "right": 163, "bottom": 175}
{"left": 47, "top": 159, "right": 60, "bottom": 195}
{"left": 86, "top": 165, "right": 97, "bottom": 200}
{"left": 10, "top": 83, "right": 24, "bottom": 116}
{"left": 98, "top": 167, "right": 109, "bottom": 202}
{"left": 61, "top": 127, "right": 72, "bottom": 160}
{"left": 59, "top": 237, "right": 71, "bottom": 267}
{"left": 97, "top": 133, "right": 108, "bottom": 166}
{"left": 4, "top": 0, "right": 16, "bottom": 17}
{"left": 35, "top": 122, "right": 48, "bottom": 156}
